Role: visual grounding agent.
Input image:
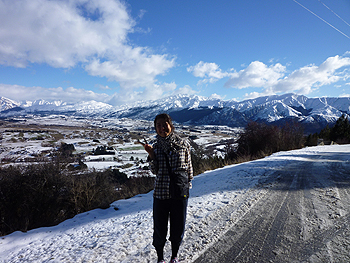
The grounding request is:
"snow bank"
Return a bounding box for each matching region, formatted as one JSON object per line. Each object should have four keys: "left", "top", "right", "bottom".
{"left": 1, "top": 145, "right": 349, "bottom": 263}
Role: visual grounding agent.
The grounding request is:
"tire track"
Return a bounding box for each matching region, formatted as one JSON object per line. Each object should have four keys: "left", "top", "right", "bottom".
{"left": 193, "top": 153, "right": 350, "bottom": 263}
{"left": 193, "top": 171, "right": 298, "bottom": 262}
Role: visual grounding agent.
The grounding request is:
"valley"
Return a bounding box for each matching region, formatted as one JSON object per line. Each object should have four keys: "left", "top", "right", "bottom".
{"left": 1, "top": 93, "right": 350, "bottom": 135}
{"left": 0, "top": 115, "right": 241, "bottom": 177}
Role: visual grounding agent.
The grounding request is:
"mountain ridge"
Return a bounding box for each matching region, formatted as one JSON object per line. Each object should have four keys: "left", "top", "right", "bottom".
{"left": 1, "top": 94, "right": 349, "bottom": 133}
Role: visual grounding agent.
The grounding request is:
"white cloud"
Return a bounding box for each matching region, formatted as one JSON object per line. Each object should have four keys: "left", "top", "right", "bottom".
{"left": 187, "top": 61, "right": 229, "bottom": 84}
{"left": 187, "top": 55, "right": 350, "bottom": 100}
{"left": 209, "top": 93, "right": 226, "bottom": 100}
{"left": 105, "top": 83, "right": 196, "bottom": 106}
{"left": 272, "top": 55, "right": 350, "bottom": 94}
{"left": 0, "top": 81, "right": 197, "bottom": 106}
{"left": 97, "top": 85, "right": 113, "bottom": 90}
{"left": 173, "top": 85, "right": 197, "bottom": 96}
{"left": 85, "top": 50, "right": 175, "bottom": 89}
{"left": 243, "top": 91, "right": 267, "bottom": 100}
{"left": 0, "top": 0, "right": 128, "bottom": 68}
{"left": 0, "top": 0, "right": 175, "bottom": 91}
{"left": 0, "top": 84, "right": 110, "bottom": 103}
{"left": 224, "top": 61, "right": 285, "bottom": 89}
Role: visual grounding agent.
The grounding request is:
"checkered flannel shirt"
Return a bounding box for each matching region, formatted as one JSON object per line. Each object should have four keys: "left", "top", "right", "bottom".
{"left": 149, "top": 139, "right": 193, "bottom": 200}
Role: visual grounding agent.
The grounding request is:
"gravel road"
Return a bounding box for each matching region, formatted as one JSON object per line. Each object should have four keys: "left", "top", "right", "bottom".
{"left": 194, "top": 151, "right": 350, "bottom": 263}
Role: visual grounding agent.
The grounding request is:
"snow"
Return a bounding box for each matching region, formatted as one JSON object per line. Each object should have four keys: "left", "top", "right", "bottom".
{"left": 2, "top": 93, "right": 349, "bottom": 127}
{"left": 0, "top": 144, "right": 349, "bottom": 263}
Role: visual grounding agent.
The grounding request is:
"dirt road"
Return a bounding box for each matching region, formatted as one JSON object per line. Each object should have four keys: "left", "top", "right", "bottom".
{"left": 194, "top": 151, "right": 350, "bottom": 263}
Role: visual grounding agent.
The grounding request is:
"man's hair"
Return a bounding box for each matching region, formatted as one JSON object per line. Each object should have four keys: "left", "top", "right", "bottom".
{"left": 154, "top": 113, "right": 175, "bottom": 131}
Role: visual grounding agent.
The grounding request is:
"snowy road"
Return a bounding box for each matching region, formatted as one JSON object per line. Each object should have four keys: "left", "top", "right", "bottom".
{"left": 194, "top": 149, "right": 350, "bottom": 263}
{"left": 1, "top": 145, "right": 349, "bottom": 263}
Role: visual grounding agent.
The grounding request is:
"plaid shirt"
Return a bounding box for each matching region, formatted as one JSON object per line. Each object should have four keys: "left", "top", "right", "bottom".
{"left": 149, "top": 138, "right": 193, "bottom": 200}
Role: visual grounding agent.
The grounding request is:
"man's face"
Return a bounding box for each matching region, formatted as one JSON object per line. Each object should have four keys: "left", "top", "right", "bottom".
{"left": 156, "top": 118, "right": 172, "bottom": 138}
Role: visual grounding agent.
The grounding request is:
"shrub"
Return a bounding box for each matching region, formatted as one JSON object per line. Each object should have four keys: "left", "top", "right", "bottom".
{"left": 118, "top": 176, "right": 155, "bottom": 199}
{"left": 93, "top": 145, "right": 114, "bottom": 155}
{"left": 0, "top": 163, "right": 71, "bottom": 235}
{"left": 0, "top": 163, "right": 153, "bottom": 236}
{"left": 226, "top": 120, "right": 304, "bottom": 162}
{"left": 234, "top": 122, "right": 280, "bottom": 159}
{"left": 191, "top": 144, "right": 226, "bottom": 176}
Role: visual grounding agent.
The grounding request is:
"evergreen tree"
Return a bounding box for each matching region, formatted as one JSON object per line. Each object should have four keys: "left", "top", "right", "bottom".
{"left": 319, "top": 124, "right": 331, "bottom": 141}
{"left": 330, "top": 114, "right": 350, "bottom": 143}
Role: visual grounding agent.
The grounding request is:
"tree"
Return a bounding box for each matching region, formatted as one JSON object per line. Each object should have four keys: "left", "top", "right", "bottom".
{"left": 305, "top": 114, "right": 350, "bottom": 146}
{"left": 319, "top": 124, "right": 331, "bottom": 141}
{"left": 227, "top": 120, "right": 305, "bottom": 161}
{"left": 235, "top": 122, "right": 280, "bottom": 158}
{"left": 94, "top": 146, "right": 114, "bottom": 155}
{"left": 280, "top": 120, "right": 304, "bottom": 150}
{"left": 330, "top": 114, "right": 350, "bottom": 143}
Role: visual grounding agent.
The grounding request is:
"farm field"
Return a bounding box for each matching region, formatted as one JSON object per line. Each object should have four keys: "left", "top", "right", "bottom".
{"left": 0, "top": 115, "right": 241, "bottom": 177}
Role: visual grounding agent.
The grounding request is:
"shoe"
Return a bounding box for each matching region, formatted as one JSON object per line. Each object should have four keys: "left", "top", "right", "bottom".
{"left": 170, "top": 258, "right": 179, "bottom": 263}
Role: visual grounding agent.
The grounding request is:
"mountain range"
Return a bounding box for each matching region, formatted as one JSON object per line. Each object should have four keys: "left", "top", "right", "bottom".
{"left": 1, "top": 93, "right": 350, "bottom": 133}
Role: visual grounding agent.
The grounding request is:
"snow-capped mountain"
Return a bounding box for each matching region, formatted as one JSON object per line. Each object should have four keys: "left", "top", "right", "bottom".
{"left": 0, "top": 97, "right": 113, "bottom": 116}
{"left": 1, "top": 93, "right": 349, "bottom": 133}
{"left": 0, "top": 97, "right": 20, "bottom": 111}
{"left": 109, "top": 93, "right": 350, "bottom": 132}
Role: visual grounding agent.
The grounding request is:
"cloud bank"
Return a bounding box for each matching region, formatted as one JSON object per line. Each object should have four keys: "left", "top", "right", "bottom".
{"left": 0, "top": 84, "right": 110, "bottom": 104}
{"left": 189, "top": 55, "right": 350, "bottom": 99}
{"left": 0, "top": 0, "right": 180, "bottom": 103}
{"left": 0, "top": 82, "right": 197, "bottom": 107}
{"left": 0, "top": 0, "right": 349, "bottom": 105}
{"left": 187, "top": 61, "right": 230, "bottom": 84}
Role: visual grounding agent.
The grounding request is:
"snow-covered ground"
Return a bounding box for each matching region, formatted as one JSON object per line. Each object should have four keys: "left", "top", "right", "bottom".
{"left": 1, "top": 144, "right": 349, "bottom": 263}
{"left": 0, "top": 117, "right": 240, "bottom": 176}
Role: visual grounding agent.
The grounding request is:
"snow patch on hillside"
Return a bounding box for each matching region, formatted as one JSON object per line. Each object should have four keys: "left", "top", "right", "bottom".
{"left": 1, "top": 145, "right": 349, "bottom": 263}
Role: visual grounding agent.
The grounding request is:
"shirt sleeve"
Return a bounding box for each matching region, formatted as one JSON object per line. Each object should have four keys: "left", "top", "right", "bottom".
{"left": 186, "top": 147, "right": 193, "bottom": 181}
{"left": 148, "top": 157, "right": 158, "bottom": 175}
{"left": 147, "top": 143, "right": 159, "bottom": 175}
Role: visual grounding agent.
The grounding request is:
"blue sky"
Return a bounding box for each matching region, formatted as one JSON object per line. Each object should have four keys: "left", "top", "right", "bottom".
{"left": 0, "top": 0, "right": 349, "bottom": 106}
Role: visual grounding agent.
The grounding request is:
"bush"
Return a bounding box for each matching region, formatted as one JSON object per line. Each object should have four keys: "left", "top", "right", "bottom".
{"left": 0, "top": 163, "right": 154, "bottom": 236}
{"left": 235, "top": 122, "right": 280, "bottom": 158}
{"left": 191, "top": 144, "right": 226, "bottom": 176}
{"left": 118, "top": 176, "right": 155, "bottom": 199}
{"left": 94, "top": 145, "right": 114, "bottom": 155}
{"left": 58, "top": 142, "right": 75, "bottom": 157}
{"left": 67, "top": 171, "right": 116, "bottom": 213}
{"left": 0, "top": 163, "right": 71, "bottom": 235}
{"left": 226, "top": 121, "right": 304, "bottom": 162}
{"left": 190, "top": 119, "right": 304, "bottom": 176}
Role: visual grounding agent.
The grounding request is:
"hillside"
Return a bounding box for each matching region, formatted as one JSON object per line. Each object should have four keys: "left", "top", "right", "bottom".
{"left": 1, "top": 93, "right": 350, "bottom": 133}
{"left": 1, "top": 144, "right": 349, "bottom": 262}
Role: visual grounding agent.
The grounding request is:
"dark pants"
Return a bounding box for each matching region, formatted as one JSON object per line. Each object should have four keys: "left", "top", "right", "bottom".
{"left": 153, "top": 197, "right": 188, "bottom": 250}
